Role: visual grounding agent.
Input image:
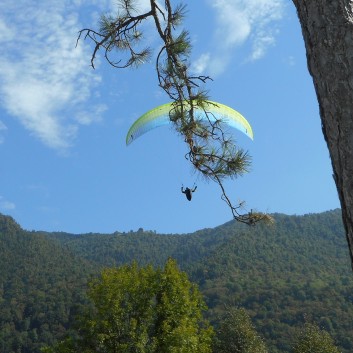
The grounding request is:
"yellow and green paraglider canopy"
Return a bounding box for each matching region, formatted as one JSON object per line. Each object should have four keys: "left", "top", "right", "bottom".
{"left": 126, "top": 100, "right": 253, "bottom": 145}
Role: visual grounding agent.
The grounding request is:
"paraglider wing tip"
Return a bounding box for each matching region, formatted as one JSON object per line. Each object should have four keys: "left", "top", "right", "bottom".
{"left": 246, "top": 129, "right": 254, "bottom": 140}
{"left": 126, "top": 134, "right": 133, "bottom": 146}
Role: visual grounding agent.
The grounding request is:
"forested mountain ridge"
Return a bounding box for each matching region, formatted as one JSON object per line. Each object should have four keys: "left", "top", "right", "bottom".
{"left": 188, "top": 210, "right": 353, "bottom": 352}
{"left": 1, "top": 209, "right": 353, "bottom": 353}
{"left": 0, "top": 214, "right": 97, "bottom": 352}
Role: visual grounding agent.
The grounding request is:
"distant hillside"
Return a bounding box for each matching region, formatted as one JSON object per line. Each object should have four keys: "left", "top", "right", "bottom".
{"left": 1, "top": 209, "right": 353, "bottom": 353}
{"left": 189, "top": 210, "right": 353, "bottom": 352}
{"left": 46, "top": 226, "right": 231, "bottom": 268}
{"left": 0, "top": 214, "right": 96, "bottom": 353}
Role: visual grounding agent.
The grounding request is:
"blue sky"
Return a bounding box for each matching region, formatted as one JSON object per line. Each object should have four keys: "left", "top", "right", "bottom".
{"left": 0, "top": 0, "right": 340, "bottom": 234}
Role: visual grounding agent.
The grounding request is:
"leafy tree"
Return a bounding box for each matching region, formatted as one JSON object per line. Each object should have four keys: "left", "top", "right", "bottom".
{"left": 291, "top": 2, "right": 353, "bottom": 267}
{"left": 45, "top": 258, "right": 213, "bottom": 353}
{"left": 78, "top": 0, "right": 271, "bottom": 226}
{"left": 79, "top": 262, "right": 157, "bottom": 353}
{"left": 213, "top": 307, "right": 268, "bottom": 353}
{"left": 293, "top": 323, "right": 341, "bottom": 353}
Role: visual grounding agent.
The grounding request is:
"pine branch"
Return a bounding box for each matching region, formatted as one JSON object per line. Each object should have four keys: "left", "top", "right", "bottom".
{"left": 77, "top": 0, "right": 272, "bottom": 225}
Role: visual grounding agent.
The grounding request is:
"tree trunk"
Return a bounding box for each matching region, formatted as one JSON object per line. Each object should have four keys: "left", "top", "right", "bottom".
{"left": 292, "top": 0, "right": 353, "bottom": 267}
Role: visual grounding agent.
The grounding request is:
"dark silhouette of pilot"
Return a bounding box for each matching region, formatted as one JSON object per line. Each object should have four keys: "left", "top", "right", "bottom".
{"left": 181, "top": 185, "right": 197, "bottom": 201}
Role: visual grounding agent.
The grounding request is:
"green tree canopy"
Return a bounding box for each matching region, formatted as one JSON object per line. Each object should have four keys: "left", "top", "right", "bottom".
{"left": 213, "top": 307, "right": 268, "bottom": 353}
{"left": 293, "top": 323, "right": 341, "bottom": 353}
{"left": 45, "top": 258, "right": 213, "bottom": 353}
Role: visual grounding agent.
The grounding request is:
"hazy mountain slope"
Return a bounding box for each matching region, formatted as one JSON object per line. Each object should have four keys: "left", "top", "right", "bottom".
{"left": 189, "top": 210, "right": 353, "bottom": 352}
{"left": 46, "top": 227, "right": 230, "bottom": 268}
{"left": 1, "top": 209, "right": 352, "bottom": 353}
{"left": 0, "top": 214, "right": 96, "bottom": 353}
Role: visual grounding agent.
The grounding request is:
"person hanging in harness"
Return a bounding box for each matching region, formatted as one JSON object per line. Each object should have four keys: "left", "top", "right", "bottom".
{"left": 181, "top": 184, "right": 197, "bottom": 201}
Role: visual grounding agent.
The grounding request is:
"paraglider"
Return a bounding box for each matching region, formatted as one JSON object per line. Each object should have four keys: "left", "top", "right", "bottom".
{"left": 181, "top": 185, "right": 197, "bottom": 201}
{"left": 126, "top": 100, "right": 253, "bottom": 145}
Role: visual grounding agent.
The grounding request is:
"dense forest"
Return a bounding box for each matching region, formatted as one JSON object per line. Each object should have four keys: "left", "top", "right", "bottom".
{"left": 1, "top": 209, "right": 353, "bottom": 353}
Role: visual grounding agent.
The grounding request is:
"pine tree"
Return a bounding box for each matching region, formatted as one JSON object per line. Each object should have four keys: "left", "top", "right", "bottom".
{"left": 292, "top": 0, "right": 353, "bottom": 268}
